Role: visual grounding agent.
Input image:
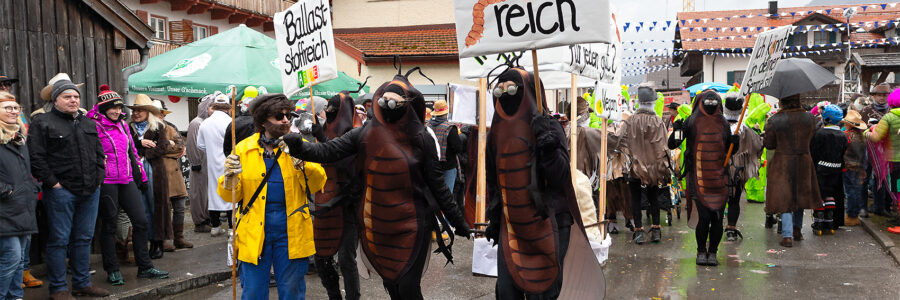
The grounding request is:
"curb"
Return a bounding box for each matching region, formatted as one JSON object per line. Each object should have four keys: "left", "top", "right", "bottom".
{"left": 112, "top": 270, "right": 232, "bottom": 300}
{"left": 860, "top": 217, "right": 900, "bottom": 266}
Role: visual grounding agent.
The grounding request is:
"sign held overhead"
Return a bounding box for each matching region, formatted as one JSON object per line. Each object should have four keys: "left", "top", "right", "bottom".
{"left": 275, "top": 0, "right": 339, "bottom": 97}
{"left": 739, "top": 25, "right": 792, "bottom": 97}
{"left": 454, "top": 0, "right": 612, "bottom": 58}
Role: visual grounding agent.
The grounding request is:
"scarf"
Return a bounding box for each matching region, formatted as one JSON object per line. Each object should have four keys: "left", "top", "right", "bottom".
{"left": 0, "top": 119, "right": 25, "bottom": 146}
{"left": 134, "top": 121, "right": 148, "bottom": 136}
{"left": 875, "top": 102, "right": 889, "bottom": 112}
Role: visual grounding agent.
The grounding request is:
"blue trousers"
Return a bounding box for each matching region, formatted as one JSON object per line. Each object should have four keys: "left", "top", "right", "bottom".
{"left": 43, "top": 187, "right": 100, "bottom": 293}
{"left": 781, "top": 210, "right": 805, "bottom": 238}
{"left": 0, "top": 235, "right": 27, "bottom": 300}
{"left": 141, "top": 159, "right": 155, "bottom": 239}
{"left": 845, "top": 171, "right": 866, "bottom": 218}
{"left": 239, "top": 239, "right": 309, "bottom": 300}
{"left": 443, "top": 168, "right": 457, "bottom": 192}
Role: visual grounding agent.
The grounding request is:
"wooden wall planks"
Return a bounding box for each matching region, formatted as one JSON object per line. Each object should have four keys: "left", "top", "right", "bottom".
{"left": 0, "top": 0, "right": 128, "bottom": 114}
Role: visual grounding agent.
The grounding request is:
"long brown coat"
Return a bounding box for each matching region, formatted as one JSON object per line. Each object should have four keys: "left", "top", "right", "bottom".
{"left": 143, "top": 122, "right": 174, "bottom": 241}
{"left": 764, "top": 108, "right": 822, "bottom": 214}
{"left": 163, "top": 122, "right": 187, "bottom": 198}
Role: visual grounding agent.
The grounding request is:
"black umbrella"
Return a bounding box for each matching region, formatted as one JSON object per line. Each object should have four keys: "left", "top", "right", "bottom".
{"left": 756, "top": 58, "right": 839, "bottom": 99}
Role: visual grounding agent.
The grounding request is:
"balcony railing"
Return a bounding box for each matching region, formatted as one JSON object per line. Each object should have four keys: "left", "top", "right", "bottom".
{"left": 122, "top": 40, "right": 182, "bottom": 67}
{"left": 212, "top": 0, "right": 295, "bottom": 17}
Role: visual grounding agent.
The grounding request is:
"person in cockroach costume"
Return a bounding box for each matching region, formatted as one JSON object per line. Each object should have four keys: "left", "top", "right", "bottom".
{"left": 307, "top": 91, "right": 362, "bottom": 300}
{"left": 668, "top": 90, "right": 738, "bottom": 266}
{"left": 485, "top": 67, "right": 604, "bottom": 299}
{"left": 282, "top": 72, "right": 470, "bottom": 300}
{"left": 722, "top": 92, "right": 763, "bottom": 242}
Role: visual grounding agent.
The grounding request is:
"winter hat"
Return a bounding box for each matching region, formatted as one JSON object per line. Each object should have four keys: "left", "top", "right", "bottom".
{"left": 40, "top": 73, "right": 83, "bottom": 101}
{"left": 723, "top": 92, "right": 743, "bottom": 121}
{"left": 51, "top": 79, "right": 80, "bottom": 102}
{"left": 637, "top": 86, "right": 656, "bottom": 107}
{"left": 96, "top": 84, "right": 124, "bottom": 113}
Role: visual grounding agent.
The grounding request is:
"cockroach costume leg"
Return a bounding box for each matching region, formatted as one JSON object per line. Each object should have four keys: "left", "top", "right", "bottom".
{"left": 284, "top": 74, "right": 470, "bottom": 300}
{"left": 313, "top": 91, "right": 361, "bottom": 300}
{"left": 485, "top": 67, "right": 604, "bottom": 299}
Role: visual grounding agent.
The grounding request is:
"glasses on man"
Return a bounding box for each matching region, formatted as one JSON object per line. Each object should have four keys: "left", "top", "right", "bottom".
{"left": 2, "top": 105, "right": 21, "bottom": 113}
{"left": 272, "top": 111, "right": 298, "bottom": 121}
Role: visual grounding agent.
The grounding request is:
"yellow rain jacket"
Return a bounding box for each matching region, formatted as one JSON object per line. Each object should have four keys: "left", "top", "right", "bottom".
{"left": 218, "top": 133, "right": 326, "bottom": 265}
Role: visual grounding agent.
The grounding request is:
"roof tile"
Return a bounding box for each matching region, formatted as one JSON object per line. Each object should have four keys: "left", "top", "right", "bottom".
{"left": 334, "top": 24, "right": 458, "bottom": 57}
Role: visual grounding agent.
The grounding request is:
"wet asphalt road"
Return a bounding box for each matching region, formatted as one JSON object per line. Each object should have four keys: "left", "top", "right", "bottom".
{"left": 169, "top": 201, "right": 900, "bottom": 299}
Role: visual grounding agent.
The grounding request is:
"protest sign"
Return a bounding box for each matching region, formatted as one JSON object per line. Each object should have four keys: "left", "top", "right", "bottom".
{"left": 459, "top": 43, "right": 621, "bottom": 83}
{"left": 453, "top": 0, "right": 612, "bottom": 58}
{"left": 274, "top": 0, "right": 339, "bottom": 97}
{"left": 739, "top": 25, "right": 792, "bottom": 96}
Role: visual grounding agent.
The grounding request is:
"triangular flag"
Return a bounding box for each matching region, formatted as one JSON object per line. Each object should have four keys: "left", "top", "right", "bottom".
{"left": 825, "top": 9, "right": 832, "bottom": 14}
{"left": 862, "top": 6, "right": 867, "bottom": 11}
{"left": 882, "top": 4, "right": 887, "bottom": 10}
{"left": 666, "top": 21, "right": 672, "bottom": 27}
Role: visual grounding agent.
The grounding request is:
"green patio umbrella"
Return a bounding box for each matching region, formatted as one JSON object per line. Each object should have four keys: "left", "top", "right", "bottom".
{"left": 296, "top": 71, "right": 370, "bottom": 99}
{"left": 128, "top": 24, "right": 286, "bottom": 98}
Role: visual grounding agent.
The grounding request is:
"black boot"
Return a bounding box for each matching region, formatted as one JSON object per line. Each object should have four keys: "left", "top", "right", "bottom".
{"left": 765, "top": 214, "right": 776, "bottom": 228}
{"left": 813, "top": 210, "right": 826, "bottom": 236}
{"left": 650, "top": 227, "right": 661, "bottom": 243}
{"left": 632, "top": 230, "right": 645, "bottom": 245}
{"left": 149, "top": 241, "right": 163, "bottom": 259}
{"left": 696, "top": 251, "right": 708, "bottom": 266}
{"left": 705, "top": 252, "right": 719, "bottom": 266}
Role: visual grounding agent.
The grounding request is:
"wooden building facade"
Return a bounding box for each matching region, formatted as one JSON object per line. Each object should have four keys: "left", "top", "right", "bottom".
{"left": 0, "top": 0, "right": 152, "bottom": 116}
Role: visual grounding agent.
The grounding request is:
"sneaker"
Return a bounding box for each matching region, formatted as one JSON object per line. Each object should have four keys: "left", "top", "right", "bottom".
{"left": 859, "top": 209, "right": 870, "bottom": 218}
{"left": 194, "top": 224, "right": 212, "bottom": 233}
{"left": 107, "top": 271, "right": 125, "bottom": 286}
{"left": 632, "top": 230, "right": 645, "bottom": 245}
{"left": 210, "top": 227, "right": 225, "bottom": 237}
{"left": 705, "top": 252, "right": 719, "bottom": 266}
{"left": 649, "top": 228, "right": 661, "bottom": 243}
{"left": 765, "top": 214, "right": 776, "bottom": 228}
{"left": 49, "top": 291, "right": 75, "bottom": 300}
{"left": 608, "top": 222, "right": 619, "bottom": 234}
{"left": 137, "top": 268, "right": 170, "bottom": 279}
{"left": 72, "top": 285, "right": 110, "bottom": 297}
{"left": 725, "top": 228, "right": 743, "bottom": 242}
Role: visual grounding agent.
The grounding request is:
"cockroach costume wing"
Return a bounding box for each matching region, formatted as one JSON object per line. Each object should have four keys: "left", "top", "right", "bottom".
{"left": 484, "top": 67, "right": 605, "bottom": 298}
{"left": 357, "top": 75, "right": 459, "bottom": 283}
{"left": 312, "top": 91, "right": 359, "bottom": 257}
{"left": 684, "top": 91, "right": 730, "bottom": 212}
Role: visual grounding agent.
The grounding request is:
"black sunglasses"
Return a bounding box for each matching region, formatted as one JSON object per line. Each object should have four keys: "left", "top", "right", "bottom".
{"left": 272, "top": 112, "right": 298, "bottom": 121}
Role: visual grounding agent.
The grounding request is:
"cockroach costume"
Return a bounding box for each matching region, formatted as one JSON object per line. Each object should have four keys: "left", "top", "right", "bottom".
{"left": 311, "top": 91, "right": 361, "bottom": 300}
{"left": 668, "top": 90, "right": 737, "bottom": 264}
{"left": 283, "top": 74, "right": 469, "bottom": 299}
{"left": 485, "top": 67, "right": 604, "bottom": 299}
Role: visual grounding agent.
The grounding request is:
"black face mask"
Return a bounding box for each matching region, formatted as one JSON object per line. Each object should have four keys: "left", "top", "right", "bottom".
{"left": 381, "top": 106, "right": 407, "bottom": 123}
{"left": 325, "top": 99, "right": 340, "bottom": 123}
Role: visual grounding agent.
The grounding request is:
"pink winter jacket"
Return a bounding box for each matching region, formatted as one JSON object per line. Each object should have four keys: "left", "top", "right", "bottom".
{"left": 87, "top": 106, "right": 148, "bottom": 185}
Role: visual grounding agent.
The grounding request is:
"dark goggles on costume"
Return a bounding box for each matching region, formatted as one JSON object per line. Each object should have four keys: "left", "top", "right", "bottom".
{"left": 492, "top": 83, "right": 519, "bottom": 98}
{"left": 272, "top": 111, "right": 298, "bottom": 121}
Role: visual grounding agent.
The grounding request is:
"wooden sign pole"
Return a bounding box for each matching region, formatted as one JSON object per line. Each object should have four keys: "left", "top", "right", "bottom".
{"left": 723, "top": 94, "right": 752, "bottom": 167}
{"left": 598, "top": 115, "right": 609, "bottom": 241}
{"left": 229, "top": 85, "right": 237, "bottom": 300}
{"left": 476, "top": 78, "right": 488, "bottom": 225}
{"left": 569, "top": 74, "right": 578, "bottom": 184}
{"left": 531, "top": 49, "right": 543, "bottom": 114}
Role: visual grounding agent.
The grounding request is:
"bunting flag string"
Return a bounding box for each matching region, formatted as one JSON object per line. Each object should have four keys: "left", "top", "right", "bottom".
{"left": 623, "top": 63, "right": 680, "bottom": 76}
{"left": 626, "top": 36, "right": 900, "bottom": 53}
{"left": 622, "top": 11, "right": 900, "bottom": 33}
{"left": 622, "top": 2, "right": 900, "bottom": 32}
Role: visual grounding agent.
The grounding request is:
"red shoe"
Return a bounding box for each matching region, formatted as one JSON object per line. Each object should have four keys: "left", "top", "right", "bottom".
{"left": 887, "top": 226, "right": 900, "bottom": 234}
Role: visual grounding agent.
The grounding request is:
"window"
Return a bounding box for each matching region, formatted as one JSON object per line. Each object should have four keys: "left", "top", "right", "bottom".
{"left": 149, "top": 15, "right": 167, "bottom": 40}
{"left": 814, "top": 31, "right": 829, "bottom": 45}
{"left": 727, "top": 70, "right": 745, "bottom": 85}
{"left": 788, "top": 32, "right": 807, "bottom": 46}
{"left": 192, "top": 24, "right": 209, "bottom": 40}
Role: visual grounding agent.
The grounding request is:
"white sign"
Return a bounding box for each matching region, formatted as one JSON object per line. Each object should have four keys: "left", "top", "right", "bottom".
{"left": 739, "top": 25, "right": 793, "bottom": 96}
{"left": 274, "top": 0, "right": 338, "bottom": 97}
{"left": 453, "top": 0, "right": 612, "bottom": 58}
{"left": 459, "top": 43, "right": 620, "bottom": 82}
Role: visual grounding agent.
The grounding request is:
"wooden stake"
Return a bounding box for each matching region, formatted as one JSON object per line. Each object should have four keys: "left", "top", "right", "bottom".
{"left": 476, "top": 78, "right": 488, "bottom": 225}
{"left": 569, "top": 74, "right": 578, "bottom": 184}
{"left": 531, "top": 49, "right": 543, "bottom": 114}
{"left": 723, "top": 94, "right": 752, "bottom": 167}
{"left": 229, "top": 85, "right": 237, "bottom": 300}
{"left": 598, "top": 116, "right": 608, "bottom": 241}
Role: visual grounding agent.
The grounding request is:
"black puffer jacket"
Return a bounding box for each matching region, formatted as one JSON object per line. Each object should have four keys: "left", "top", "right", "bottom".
{"left": 28, "top": 107, "right": 106, "bottom": 196}
{"left": 0, "top": 137, "right": 39, "bottom": 237}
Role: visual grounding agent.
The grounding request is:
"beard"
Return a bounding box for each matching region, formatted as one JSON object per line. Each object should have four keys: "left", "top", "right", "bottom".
{"left": 264, "top": 122, "right": 291, "bottom": 138}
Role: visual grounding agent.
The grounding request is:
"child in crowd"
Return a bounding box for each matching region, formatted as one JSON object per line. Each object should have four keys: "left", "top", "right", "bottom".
{"left": 810, "top": 105, "right": 848, "bottom": 235}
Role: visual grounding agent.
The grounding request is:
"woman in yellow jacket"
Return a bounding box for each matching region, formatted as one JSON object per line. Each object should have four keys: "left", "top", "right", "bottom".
{"left": 218, "top": 94, "right": 326, "bottom": 300}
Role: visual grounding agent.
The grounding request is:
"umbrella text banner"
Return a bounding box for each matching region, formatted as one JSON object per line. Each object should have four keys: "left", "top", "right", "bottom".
{"left": 453, "top": 0, "right": 612, "bottom": 58}
{"left": 275, "top": 0, "right": 339, "bottom": 97}
{"left": 740, "top": 25, "right": 793, "bottom": 97}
